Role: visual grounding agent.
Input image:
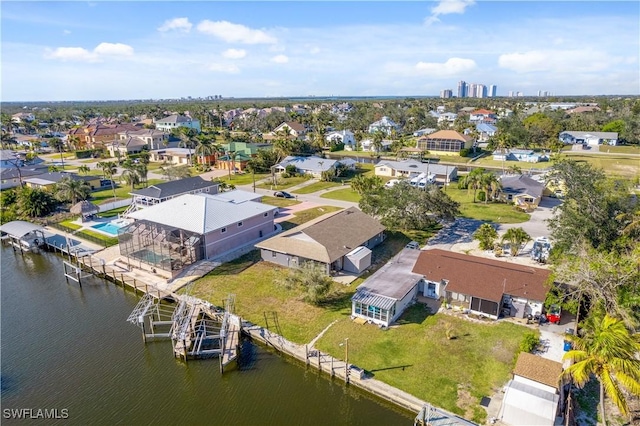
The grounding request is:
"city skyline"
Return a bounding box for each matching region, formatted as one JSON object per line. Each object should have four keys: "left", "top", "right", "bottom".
{"left": 1, "top": 1, "right": 638, "bottom": 102}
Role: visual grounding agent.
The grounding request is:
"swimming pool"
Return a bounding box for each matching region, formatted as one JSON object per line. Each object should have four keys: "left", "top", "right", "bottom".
{"left": 91, "top": 222, "right": 124, "bottom": 236}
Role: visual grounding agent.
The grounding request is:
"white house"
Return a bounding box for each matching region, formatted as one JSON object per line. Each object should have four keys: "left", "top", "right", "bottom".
{"left": 154, "top": 115, "right": 201, "bottom": 133}
{"left": 374, "top": 159, "right": 458, "bottom": 184}
{"left": 275, "top": 155, "right": 338, "bottom": 177}
{"left": 360, "top": 138, "right": 393, "bottom": 152}
{"left": 368, "top": 116, "right": 400, "bottom": 135}
{"left": 413, "top": 128, "right": 437, "bottom": 137}
{"left": 325, "top": 130, "right": 355, "bottom": 150}
{"left": 476, "top": 123, "right": 497, "bottom": 142}
{"left": 492, "top": 149, "right": 548, "bottom": 163}
{"left": 351, "top": 248, "right": 423, "bottom": 327}
{"left": 558, "top": 131, "right": 618, "bottom": 146}
{"left": 437, "top": 112, "right": 458, "bottom": 126}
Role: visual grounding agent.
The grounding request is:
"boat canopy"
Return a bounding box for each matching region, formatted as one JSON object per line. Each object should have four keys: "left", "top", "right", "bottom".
{"left": 0, "top": 221, "right": 45, "bottom": 238}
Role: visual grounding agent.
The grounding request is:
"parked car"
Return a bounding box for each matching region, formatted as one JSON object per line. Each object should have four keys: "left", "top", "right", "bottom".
{"left": 274, "top": 191, "right": 294, "bottom": 199}
{"left": 405, "top": 241, "right": 420, "bottom": 250}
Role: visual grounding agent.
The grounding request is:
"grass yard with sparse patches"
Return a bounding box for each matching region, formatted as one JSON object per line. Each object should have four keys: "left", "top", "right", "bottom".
{"left": 260, "top": 196, "right": 301, "bottom": 208}
{"left": 190, "top": 250, "right": 355, "bottom": 343}
{"left": 321, "top": 188, "right": 361, "bottom": 203}
{"left": 216, "top": 172, "right": 270, "bottom": 186}
{"left": 90, "top": 179, "right": 165, "bottom": 205}
{"left": 293, "top": 181, "right": 341, "bottom": 194}
{"left": 279, "top": 205, "right": 342, "bottom": 231}
{"left": 257, "top": 175, "right": 313, "bottom": 190}
{"left": 315, "top": 306, "right": 532, "bottom": 423}
{"left": 445, "top": 187, "right": 531, "bottom": 223}
{"left": 561, "top": 153, "right": 640, "bottom": 178}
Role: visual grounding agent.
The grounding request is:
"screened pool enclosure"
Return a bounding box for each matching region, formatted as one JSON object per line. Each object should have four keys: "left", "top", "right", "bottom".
{"left": 118, "top": 219, "right": 203, "bottom": 274}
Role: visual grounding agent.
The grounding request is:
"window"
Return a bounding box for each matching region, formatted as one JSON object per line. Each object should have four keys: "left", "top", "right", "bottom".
{"left": 263, "top": 212, "right": 269, "bottom": 217}
{"left": 237, "top": 221, "right": 243, "bottom": 227}
{"left": 271, "top": 251, "right": 277, "bottom": 258}
{"left": 221, "top": 227, "right": 227, "bottom": 233}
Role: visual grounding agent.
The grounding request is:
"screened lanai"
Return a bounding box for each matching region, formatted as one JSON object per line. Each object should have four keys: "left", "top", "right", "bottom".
{"left": 118, "top": 219, "right": 203, "bottom": 274}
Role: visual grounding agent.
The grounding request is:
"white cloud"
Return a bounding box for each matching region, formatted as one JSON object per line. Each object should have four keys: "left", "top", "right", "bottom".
{"left": 415, "top": 57, "right": 477, "bottom": 76}
{"left": 222, "top": 48, "right": 246, "bottom": 59}
{"left": 158, "top": 17, "right": 193, "bottom": 33}
{"left": 208, "top": 63, "right": 240, "bottom": 74}
{"left": 93, "top": 42, "right": 134, "bottom": 57}
{"left": 45, "top": 47, "right": 97, "bottom": 62}
{"left": 45, "top": 42, "right": 134, "bottom": 62}
{"left": 498, "top": 49, "right": 614, "bottom": 73}
{"left": 197, "top": 20, "right": 276, "bottom": 44}
{"left": 425, "top": 0, "right": 475, "bottom": 25}
{"left": 271, "top": 54, "right": 289, "bottom": 64}
{"left": 63, "top": 29, "right": 71, "bottom": 35}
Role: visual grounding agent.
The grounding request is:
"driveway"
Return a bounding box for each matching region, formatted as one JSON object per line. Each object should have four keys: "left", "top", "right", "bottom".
{"left": 498, "top": 196, "right": 561, "bottom": 239}
{"left": 426, "top": 218, "right": 485, "bottom": 250}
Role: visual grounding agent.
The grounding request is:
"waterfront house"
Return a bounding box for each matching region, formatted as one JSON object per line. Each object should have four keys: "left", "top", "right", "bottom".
{"left": 374, "top": 159, "right": 458, "bottom": 184}
{"left": 469, "top": 109, "right": 497, "bottom": 124}
{"left": 256, "top": 207, "right": 385, "bottom": 275}
{"left": 360, "top": 138, "right": 393, "bottom": 153}
{"left": 412, "top": 128, "right": 437, "bottom": 137}
{"left": 558, "top": 131, "right": 618, "bottom": 146}
{"left": 415, "top": 130, "right": 474, "bottom": 156}
{"left": 500, "top": 174, "right": 545, "bottom": 210}
{"left": 123, "top": 191, "right": 277, "bottom": 275}
{"left": 148, "top": 147, "right": 193, "bottom": 165}
{"left": 476, "top": 123, "right": 497, "bottom": 142}
{"left": 127, "top": 176, "right": 219, "bottom": 212}
{"left": 154, "top": 114, "right": 201, "bottom": 133}
{"left": 351, "top": 248, "right": 422, "bottom": 327}
{"left": 325, "top": 130, "right": 356, "bottom": 150}
{"left": 492, "top": 149, "right": 548, "bottom": 163}
{"left": 411, "top": 249, "right": 550, "bottom": 320}
{"left": 498, "top": 352, "right": 564, "bottom": 426}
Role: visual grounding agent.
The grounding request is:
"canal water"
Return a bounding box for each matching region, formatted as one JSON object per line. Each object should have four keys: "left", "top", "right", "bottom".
{"left": 1, "top": 246, "right": 412, "bottom": 425}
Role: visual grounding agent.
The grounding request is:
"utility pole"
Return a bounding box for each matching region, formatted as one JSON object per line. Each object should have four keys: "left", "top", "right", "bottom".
{"left": 344, "top": 337, "right": 349, "bottom": 383}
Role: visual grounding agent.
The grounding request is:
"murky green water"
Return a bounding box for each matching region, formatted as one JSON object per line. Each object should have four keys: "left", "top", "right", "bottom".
{"left": 1, "top": 246, "right": 412, "bottom": 425}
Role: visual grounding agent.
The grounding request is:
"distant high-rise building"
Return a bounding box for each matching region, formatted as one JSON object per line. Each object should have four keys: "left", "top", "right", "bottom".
{"left": 489, "top": 85, "right": 497, "bottom": 97}
{"left": 457, "top": 81, "right": 467, "bottom": 98}
{"left": 440, "top": 89, "right": 453, "bottom": 99}
{"left": 476, "top": 84, "right": 487, "bottom": 98}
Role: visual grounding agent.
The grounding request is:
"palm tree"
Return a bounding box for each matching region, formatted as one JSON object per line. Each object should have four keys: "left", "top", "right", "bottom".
{"left": 78, "top": 165, "right": 91, "bottom": 175}
{"left": 195, "top": 138, "right": 217, "bottom": 167}
{"left": 506, "top": 164, "right": 522, "bottom": 175}
{"left": 97, "top": 161, "right": 118, "bottom": 202}
{"left": 55, "top": 176, "right": 91, "bottom": 205}
{"left": 178, "top": 128, "right": 198, "bottom": 166}
{"left": 372, "top": 130, "right": 385, "bottom": 154}
{"left": 462, "top": 168, "right": 485, "bottom": 203}
{"left": 481, "top": 172, "right": 501, "bottom": 203}
{"left": 49, "top": 137, "right": 65, "bottom": 169}
{"left": 563, "top": 314, "right": 640, "bottom": 423}
{"left": 120, "top": 168, "right": 140, "bottom": 191}
{"left": 500, "top": 227, "right": 531, "bottom": 256}
{"left": 473, "top": 223, "right": 498, "bottom": 250}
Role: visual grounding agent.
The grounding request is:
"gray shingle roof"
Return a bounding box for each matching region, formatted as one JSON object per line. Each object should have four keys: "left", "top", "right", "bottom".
{"left": 130, "top": 177, "right": 218, "bottom": 199}
{"left": 256, "top": 207, "right": 385, "bottom": 263}
{"left": 375, "top": 159, "right": 456, "bottom": 177}
{"left": 500, "top": 175, "right": 544, "bottom": 199}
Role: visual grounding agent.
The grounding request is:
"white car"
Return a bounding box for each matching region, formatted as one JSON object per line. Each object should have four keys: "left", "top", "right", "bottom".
{"left": 384, "top": 179, "right": 400, "bottom": 188}
{"left": 405, "top": 241, "right": 420, "bottom": 250}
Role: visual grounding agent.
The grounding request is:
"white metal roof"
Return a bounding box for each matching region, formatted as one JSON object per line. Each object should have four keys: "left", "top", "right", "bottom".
{"left": 0, "top": 220, "right": 45, "bottom": 238}
{"left": 128, "top": 193, "right": 275, "bottom": 234}
{"left": 500, "top": 380, "right": 559, "bottom": 426}
{"left": 353, "top": 248, "right": 422, "bottom": 301}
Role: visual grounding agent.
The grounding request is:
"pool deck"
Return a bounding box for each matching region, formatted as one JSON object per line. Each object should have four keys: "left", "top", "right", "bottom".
{"left": 71, "top": 217, "right": 133, "bottom": 237}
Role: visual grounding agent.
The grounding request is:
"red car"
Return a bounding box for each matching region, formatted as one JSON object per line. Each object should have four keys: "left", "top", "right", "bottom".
{"left": 546, "top": 305, "right": 561, "bottom": 324}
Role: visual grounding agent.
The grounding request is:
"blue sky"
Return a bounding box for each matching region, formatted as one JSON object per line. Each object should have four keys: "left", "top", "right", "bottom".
{"left": 2, "top": 1, "right": 638, "bottom": 101}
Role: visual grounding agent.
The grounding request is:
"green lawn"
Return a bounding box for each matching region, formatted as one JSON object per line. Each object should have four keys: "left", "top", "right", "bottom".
{"left": 279, "top": 205, "right": 342, "bottom": 231}
{"left": 292, "top": 181, "right": 341, "bottom": 194}
{"left": 599, "top": 145, "right": 640, "bottom": 155}
{"left": 89, "top": 179, "right": 165, "bottom": 205}
{"left": 445, "top": 187, "right": 531, "bottom": 223}
{"left": 561, "top": 153, "right": 640, "bottom": 178}
{"left": 261, "top": 196, "right": 301, "bottom": 208}
{"left": 59, "top": 220, "right": 82, "bottom": 230}
{"left": 472, "top": 157, "right": 553, "bottom": 171}
{"left": 190, "top": 250, "right": 355, "bottom": 344}
{"left": 216, "top": 172, "right": 269, "bottom": 186}
{"left": 315, "top": 308, "right": 532, "bottom": 423}
{"left": 257, "top": 175, "right": 312, "bottom": 190}
{"left": 75, "top": 228, "right": 119, "bottom": 247}
{"left": 320, "top": 188, "right": 361, "bottom": 203}
{"left": 98, "top": 206, "right": 129, "bottom": 218}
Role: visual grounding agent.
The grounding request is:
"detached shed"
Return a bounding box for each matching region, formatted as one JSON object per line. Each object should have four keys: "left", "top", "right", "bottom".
{"left": 343, "top": 246, "right": 372, "bottom": 274}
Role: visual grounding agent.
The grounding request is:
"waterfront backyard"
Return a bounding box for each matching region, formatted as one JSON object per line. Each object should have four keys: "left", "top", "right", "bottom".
{"left": 190, "top": 235, "right": 531, "bottom": 424}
